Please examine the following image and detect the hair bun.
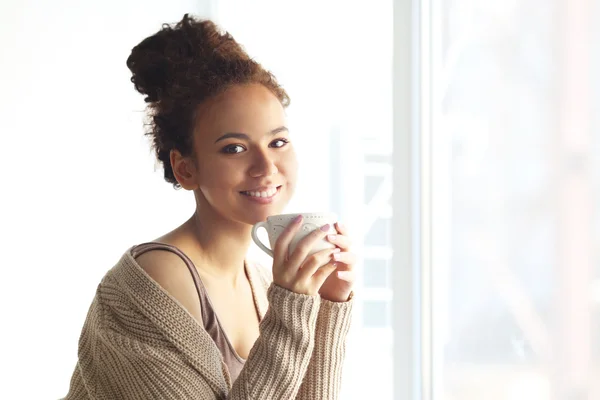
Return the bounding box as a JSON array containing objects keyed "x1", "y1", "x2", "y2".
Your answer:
[
  {"x1": 126, "y1": 29, "x2": 174, "y2": 103},
  {"x1": 127, "y1": 14, "x2": 253, "y2": 104}
]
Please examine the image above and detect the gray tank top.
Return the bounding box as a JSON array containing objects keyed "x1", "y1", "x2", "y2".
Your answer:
[{"x1": 131, "y1": 242, "x2": 246, "y2": 383}]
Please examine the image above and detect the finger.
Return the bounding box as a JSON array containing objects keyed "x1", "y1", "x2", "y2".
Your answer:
[
  {"x1": 326, "y1": 233, "x2": 351, "y2": 250},
  {"x1": 331, "y1": 251, "x2": 357, "y2": 266},
  {"x1": 288, "y1": 223, "x2": 333, "y2": 266},
  {"x1": 273, "y1": 215, "x2": 304, "y2": 263},
  {"x1": 297, "y1": 248, "x2": 340, "y2": 280},
  {"x1": 311, "y1": 262, "x2": 338, "y2": 287},
  {"x1": 334, "y1": 221, "x2": 349, "y2": 236}
]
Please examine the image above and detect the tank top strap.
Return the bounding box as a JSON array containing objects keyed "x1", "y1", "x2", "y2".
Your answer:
[{"x1": 131, "y1": 242, "x2": 212, "y2": 325}]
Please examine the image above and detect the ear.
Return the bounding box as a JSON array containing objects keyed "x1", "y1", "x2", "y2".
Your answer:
[{"x1": 170, "y1": 149, "x2": 199, "y2": 190}]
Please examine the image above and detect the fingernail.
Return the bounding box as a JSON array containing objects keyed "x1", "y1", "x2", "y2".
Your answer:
[
  {"x1": 332, "y1": 248, "x2": 341, "y2": 254},
  {"x1": 333, "y1": 252, "x2": 341, "y2": 260},
  {"x1": 294, "y1": 215, "x2": 303, "y2": 224},
  {"x1": 320, "y1": 224, "x2": 330, "y2": 232},
  {"x1": 327, "y1": 234, "x2": 337, "y2": 241}
]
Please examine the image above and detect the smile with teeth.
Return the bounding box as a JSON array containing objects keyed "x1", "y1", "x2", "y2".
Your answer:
[{"x1": 241, "y1": 186, "x2": 280, "y2": 198}]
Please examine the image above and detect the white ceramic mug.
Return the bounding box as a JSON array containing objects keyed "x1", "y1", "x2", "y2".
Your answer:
[{"x1": 251, "y1": 212, "x2": 338, "y2": 257}]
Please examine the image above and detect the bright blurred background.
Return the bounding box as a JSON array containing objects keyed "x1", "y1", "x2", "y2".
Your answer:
[{"x1": 0, "y1": 0, "x2": 598, "y2": 399}]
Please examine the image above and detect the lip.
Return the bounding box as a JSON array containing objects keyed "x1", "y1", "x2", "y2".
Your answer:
[
  {"x1": 240, "y1": 185, "x2": 281, "y2": 192},
  {"x1": 240, "y1": 185, "x2": 282, "y2": 204}
]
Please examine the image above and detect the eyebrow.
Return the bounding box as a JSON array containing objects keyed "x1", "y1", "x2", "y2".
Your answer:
[{"x1": 214, "y1": 126, "x2": 288, "y2": 143}]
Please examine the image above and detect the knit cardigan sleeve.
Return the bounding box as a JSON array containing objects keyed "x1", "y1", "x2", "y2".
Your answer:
[
  {"x1": 63, "y1": 253, "x2": 322, "y2": 400},
  {"x1": 295, "y1": 296, "x2": 353, "y2": 399},
  {"x1": 251, "y1": 263, "x2": 354, "y2": 400}
]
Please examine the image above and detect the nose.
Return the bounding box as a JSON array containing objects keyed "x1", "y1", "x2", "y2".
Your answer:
[{"x1": 249, "y1": 150, "x2": 278, "y2": 178}]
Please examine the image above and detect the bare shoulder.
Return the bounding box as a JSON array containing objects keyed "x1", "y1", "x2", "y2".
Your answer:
[{"x1": 136, "y1": 249, "x2": 203, "y2": 324}]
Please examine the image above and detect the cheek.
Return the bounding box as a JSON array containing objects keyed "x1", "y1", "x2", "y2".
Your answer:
[
  {"x1": 280, "y1": 150, "x2": 298, "y2": 184},
  {"x1": 198, "y1": 160, "x2": 241, "y2": 192}
]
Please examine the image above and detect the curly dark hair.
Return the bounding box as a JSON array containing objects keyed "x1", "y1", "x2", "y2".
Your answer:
[{"x1": 126, "y1": 14, "x2": 290, "y2": 188}]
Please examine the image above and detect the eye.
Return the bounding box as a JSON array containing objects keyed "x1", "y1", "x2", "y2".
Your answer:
[
  {"x1": 221, "y1": 144, "x2": 246, "y2": 154},
  {"x1": 270, "y1": 138, "x2": 289, "y2": 148}
]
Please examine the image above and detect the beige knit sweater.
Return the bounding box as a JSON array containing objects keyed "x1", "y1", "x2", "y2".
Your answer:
[{"x1": 63, "y1": 248, "x2": 353, "y2": 399}]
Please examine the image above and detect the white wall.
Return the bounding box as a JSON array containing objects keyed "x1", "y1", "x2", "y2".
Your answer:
[{"x1": 0, "y1": 1, "x2": 211, "y2": 398}]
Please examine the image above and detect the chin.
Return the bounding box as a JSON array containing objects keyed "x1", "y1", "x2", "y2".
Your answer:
[
  {"x1": 242, "y1": 206, "x2": 285, "y2": 225},
  {"x1": 235, "y1": 187, "x2": 291, "y2": 225}
]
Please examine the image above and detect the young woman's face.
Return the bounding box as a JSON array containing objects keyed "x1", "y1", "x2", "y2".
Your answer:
[{"x1": 191, "y1": 83, "x2": 297, "y2": 225}]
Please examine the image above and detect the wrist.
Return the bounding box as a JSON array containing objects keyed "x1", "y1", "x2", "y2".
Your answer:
[{"x1": 320, "y1": 290, "x2": 354, "y2": 303}]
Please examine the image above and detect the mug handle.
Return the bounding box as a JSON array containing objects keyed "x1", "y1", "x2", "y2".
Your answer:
[{"x1": 251, "y1": 222, "x2": 274, "y2": 257}]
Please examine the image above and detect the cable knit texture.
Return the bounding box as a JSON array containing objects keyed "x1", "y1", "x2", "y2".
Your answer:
[{"x1": 63, "y1": 248, "x2": 353, "y2": 399}]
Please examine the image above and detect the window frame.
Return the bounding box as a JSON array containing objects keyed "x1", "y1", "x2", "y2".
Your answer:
[{"x1": 392, "y1": 0, "x2": 433, "y2": 399}]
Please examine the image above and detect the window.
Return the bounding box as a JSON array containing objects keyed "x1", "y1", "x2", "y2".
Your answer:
[{"x1": 426, "y1": 0, "x2": 600, "y2": 398}]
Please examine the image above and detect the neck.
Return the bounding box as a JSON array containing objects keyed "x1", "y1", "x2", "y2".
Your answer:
[{"x1": 183, "y1": 204, "x2": 253, "y2": 287}]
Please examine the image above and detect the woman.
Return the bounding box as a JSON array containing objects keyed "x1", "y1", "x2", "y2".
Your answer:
[{"x1": 64, "y1": 14, "x2": 355, "y2": 400}]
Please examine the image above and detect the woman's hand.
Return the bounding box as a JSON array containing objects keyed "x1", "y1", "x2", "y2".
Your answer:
[
  {"x1": 272, "y1": 215, "x2": 339, "y2": 296},
  {"x1": 318, "y1": 222, "x2": 356, "y2": 302}
]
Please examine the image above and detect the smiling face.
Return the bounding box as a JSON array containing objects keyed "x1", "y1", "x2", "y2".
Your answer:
[{"x1": 171, "y1": 83, "x2": 298, "y2": 225}]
